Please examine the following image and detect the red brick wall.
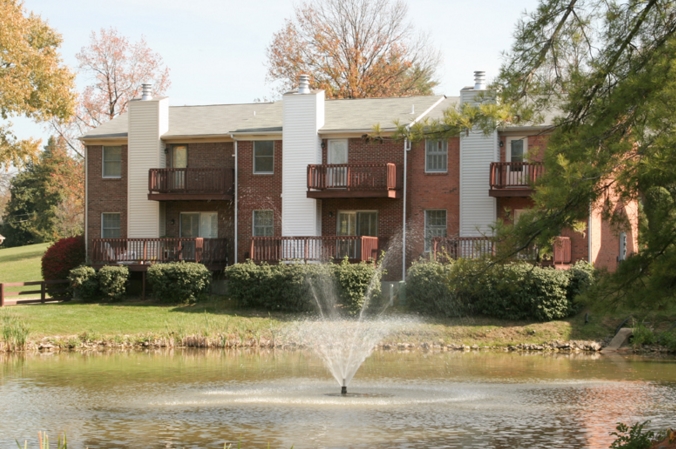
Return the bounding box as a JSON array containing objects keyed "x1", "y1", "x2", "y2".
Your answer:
[
  {"x1": 169, "y1": 142, "x2": 234, "y2": 169},
  {"x1": 406, "y1": 137, "x2": 460, "y2": 261},
  {"x1": 237, "y1": 140, "x2": 283, "y2": 261},
  {"x1": 498, "y1": 134, "x2": 548, "y2": 162},
  {"x1": 164, "y1": 200, "x2": 235, "y2": 263},
  {"x1": 86, "y1": 145, "x2": 128, "y2": 261}
]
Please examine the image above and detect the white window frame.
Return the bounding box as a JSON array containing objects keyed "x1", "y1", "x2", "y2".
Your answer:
[
  {"x1": 253, "y1": 141, "x2": 274, "y2": 174},
  {"x1": 102, "y1": 146, "x2": 122, "y2": 178},
  {"x1": 425, "y1": 139, "x2": 448, "y2": 173},
  {"x1": 336, "y1": 210, "x2": 378, "y2": 237},
  {"x1": 101, "y1": 212, "x2": 121, "y2": 238},
  {"x1": 252, "y1": 210, "x2": 274, "y2": 236},
  {"x1": 424, "y1": 209, "x2": 447, "y2": 252},
  {"x1": 179, "y1": 212, "x2": 218, "y2": 238},
  {"x1": 506, "y1": 137, "x2": 528, "y2": 163}
]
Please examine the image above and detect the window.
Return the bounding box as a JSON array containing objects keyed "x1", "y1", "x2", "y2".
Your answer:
[
  {"x1": 254, "y1": 141, "x2": 274, "y2": 174},
  {"x1": 253, "y1": 210, "x2": 274, "y2": 236},
  {"x1": 424, "y1": 210, "x2": 447, "y2": 252},
  {"x1": 336, "y1": 211, "x2": 378, "y2": 236},
  {"x1": 101, "y1": 213, "x2": 121, "y2": 238},
  {"x1": 180, "y1": 212, "x2": 218, "y2": 238},
  {"x1": 425, "y1": 140, "x2": 448, "y2": 173},
  {"x1": 102, "y1": 146, "x2": 122, "y2": 178},
  {"x1": 619, "y1": 232, "x2": 627, "y2": 261}
]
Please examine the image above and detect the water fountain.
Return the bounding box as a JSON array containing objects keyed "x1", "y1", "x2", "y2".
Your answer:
[{"x1": 293, "y1": 245, "x2": 405, "y2": 396}]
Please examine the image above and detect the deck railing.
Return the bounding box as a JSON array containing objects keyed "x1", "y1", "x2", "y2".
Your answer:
[
  {"x1": 148, "y1": 168, "x2": 233, "y2": 195},
  {"x1": 307, "y1": 163, "x2": 398, "y2": 191},
  {"x1": 489, "y1": 162, "x2": 545, "y2": 189},
  {"x1": 92, "y1": 238, "x2": 228, "y2": 266},
  {"x1": 0, "y1": 280, "x2": 69, "y2": 307},
  {"x1": 250, "y1": 236, "x2": 379, "y2": 263},
  {"x1": 431, "y1": 237, "x2": 497, "y2": 260}
]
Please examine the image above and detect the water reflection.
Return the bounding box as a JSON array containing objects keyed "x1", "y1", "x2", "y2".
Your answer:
[{"x1": 1, "y1": 350, "x2": 675, "y2": 448}]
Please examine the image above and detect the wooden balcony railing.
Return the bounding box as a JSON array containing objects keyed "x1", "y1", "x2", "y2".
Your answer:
[
  {"x1": 553, "y1": 236, "x2": 572, "y2": 264},
  {"x1": 148, "y1": 168, "x2": 234, "y2": 200},
  {"x1": 489, "y1": 162, "x2": 545, "y2": 197},
  {"x1": 307, "y1": 163, "x2": 400, "y2": 198},
  {"x1": 92, "y1": 238, "x2": 228, "y2": 269},
  {"x1": 250, "y1": 236, "x2": 379, "y2": 263},
  {"x1": 431, "y1": 237, "x2": 496, "y2": 260}
]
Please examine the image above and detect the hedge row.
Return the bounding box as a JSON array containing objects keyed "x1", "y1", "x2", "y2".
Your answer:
[
  {"x1": 406, "y1": 259, "x2": 595, "y2": 321},
  {"x1": 68, "y1": 262, "x2": 211, "y2": 304},
  {"x1": 224, "y1": 259, "x2": 382, "y2": 314}
]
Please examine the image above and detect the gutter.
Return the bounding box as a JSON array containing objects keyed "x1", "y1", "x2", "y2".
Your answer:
[{"x1": 230, "y1": 134, "x2": 239, "y2": 264}]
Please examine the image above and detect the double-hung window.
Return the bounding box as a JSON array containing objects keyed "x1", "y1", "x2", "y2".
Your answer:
[
  {"x1": 101, "y1": 213, "x2": 121, "y2": 238},
  {"x1": 102, "y1": 146, "x2": 122, "y2": 178},
  {"x1": 424, "y1": 210, "x2": 447, "y2": 252},
  {"x1": 253, "y1": 210, "x2": 274, "y2": 236},
  {"x1": 253, "y1": 141, "x2": 274, "y2": 174},
  {"x1": 425, "y1": 140, "x2": 448, "y2": 173}
]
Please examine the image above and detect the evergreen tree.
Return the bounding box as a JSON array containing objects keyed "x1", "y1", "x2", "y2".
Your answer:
[
  {"x1": 399, "y1": 0, "x2": 676, "y2": 309},
  {"x1": 1, "y1": 137, "x2": 83, "y2": 246}
]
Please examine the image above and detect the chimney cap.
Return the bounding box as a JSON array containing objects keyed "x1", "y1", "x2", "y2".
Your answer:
[
  {"x1": 473, "y1": 71, "x2": 486, "y2": 90},
  {"x1": 141, "y1": 83, "x2": 153, "y2": 100},
  {"x1": 298, "y1": 74, "x2": 311, "y2": 94}
]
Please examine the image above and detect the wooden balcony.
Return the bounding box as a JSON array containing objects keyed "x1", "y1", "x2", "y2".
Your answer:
[
  {"x1": 431, "y1": 237, "x2": 497, "y2": 260},
  {"x1": 307, "y1": 163, "x2": 401, "y2": 199},
  {"x1": 148, "y1": 168, "x2": 234, "y2": 201},
  {"x1": 489, "y1": 162, "x2": 545, "y2": 197},
  {"x1": 92, "y1": 238, "x2": 228, "y2": 271},
  {"x1": 250, "y1": 236, "x2": 379, "y2": 263}
]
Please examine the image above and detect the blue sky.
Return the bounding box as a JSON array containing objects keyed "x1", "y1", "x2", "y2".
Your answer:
[{"x1": 10, "y1": 0, "x2": 540, "y2": 144}]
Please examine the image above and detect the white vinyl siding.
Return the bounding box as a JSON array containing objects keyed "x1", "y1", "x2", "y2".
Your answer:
[
  {"x1": 424, "y1": 210, "x2": 447, "y2": 252},
  {"x1": 281, "y1": 89, "x2": 325, "y2": 236},
  {"x1": 253, "y1": 210, "x2": 274, "y2": 236},
  {"x1": 101, "y1": 213, "x2": 121, "y2": 238},
  {"x1": 253, "y1": 141, "x2": 274, "y2": 174},
  {"x1": 425, "y1": 140, "x2": 448, "y2": 173},
  {"x1": 127, "y1": 98, "x2": 167, "y2": 238},
  {"x1": 102, "y1": 146, "x2": 122, "y2": 178},
  {"x1": 459, "y1": 89, "x2": 497, "y2": 237}
]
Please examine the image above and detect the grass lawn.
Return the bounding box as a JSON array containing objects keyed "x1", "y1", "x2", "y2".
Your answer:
[
  {"x1": 0, "y1": 296, "x2": 622, "y2": 347},
  {"x1": 0, "y1": 242, "x2": 50, "y2": 283}
]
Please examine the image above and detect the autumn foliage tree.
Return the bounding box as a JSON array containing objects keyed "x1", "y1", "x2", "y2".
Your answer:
[
  {"x1": 266, "y1": 0, "x2": 439, "y2": 99},
  {"x1": 0, "y1": 0, "x2": 75, "y2": 169},
  {"x1": 52, "y1": 27, "x2": 171, "y2": 155}
]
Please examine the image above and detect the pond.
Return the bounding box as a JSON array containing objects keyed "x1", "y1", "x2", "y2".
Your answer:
[{"x1": 1, "y1": 349, "x2": 675, "y2": 448}]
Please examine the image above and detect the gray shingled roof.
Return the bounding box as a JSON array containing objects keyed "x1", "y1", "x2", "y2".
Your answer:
[{"x1": 81, "y1": 95, "x2": 462, "y2": 140}]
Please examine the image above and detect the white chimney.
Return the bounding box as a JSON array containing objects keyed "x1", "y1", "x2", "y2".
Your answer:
[
  {"x1": 298, "y1": 74, "x2": 311, "y2": 94},
  {"x1": 141, "y1": 83, "x2": 153, "y2": 100},
  {"x1": 473, "y1": 71, "x2": 486, "y2": 90}
]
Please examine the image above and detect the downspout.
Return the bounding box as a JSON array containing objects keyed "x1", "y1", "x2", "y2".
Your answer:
[
  {"x1": 588, "y1": 201, "x2": 592, "y2": 265},
  {"x1": 402, "y1": 138, "x2": 410, "y2": 281},
  {"x1": 84, "y1": 145, "x2": 89, "y2": 261},
  {"x1": 230, "y1": 135, "x2": 238, "y2": 264}
]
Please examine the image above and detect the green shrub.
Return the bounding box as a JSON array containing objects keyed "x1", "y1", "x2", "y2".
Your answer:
[
  {"x1": 147, "y1": 262, "x2": 212, "y2": 303},
  {"x1": 632, "y1": 323, "x2": 657, "y2": 346},
  {"x1": 406, "y1": 259, "x2": 468, "y2": 317},
  {"x1": 97, "y1": 266, "x2": 129, "y2": 301},
  {"x1": 224, "y1": 260, "x2": 381, "y2": 314},
  {"x1": 610, "y1": 421, "x2": 656, "y2": 449},
  {"x1": 334, "y1": 259, "x2": 382, "y2": 314},
  {"x1": 68, "y1": 265, "x2": 99, "y2": 302},
  {"x1": 565, "y1": 260, "x2": 595, "y2": 312},
  {"x1": 406, "y1": 259, "x2": 581, "y2": 321}
]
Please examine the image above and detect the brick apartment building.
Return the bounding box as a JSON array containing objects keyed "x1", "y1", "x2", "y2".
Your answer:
[{"x1": 81, "y1": 73, "x2": 638, "y2": 281}]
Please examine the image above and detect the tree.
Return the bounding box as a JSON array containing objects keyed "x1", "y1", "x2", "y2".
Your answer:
[
  {"x1": 401, "y1": 0, "x2": 676, "y2": 310},
  {"x1": 266, "y1": 0, "x2": 440, "y2": 99},
  {"x1": 0, "y1": 0, "x2": 76, "y2": 169},
  {"x1": 1, "y1": 136, "x2": 83, "y2": 246},
  {"x1": 51, "y1": 27, "x2": 171, "y2": 156}
]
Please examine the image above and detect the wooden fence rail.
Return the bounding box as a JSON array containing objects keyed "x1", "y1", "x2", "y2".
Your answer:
[{"x1": 0, "y1": 279, "x2": 69, "y2": 307}]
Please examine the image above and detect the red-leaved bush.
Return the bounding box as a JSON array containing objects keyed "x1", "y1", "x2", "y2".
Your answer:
[{"x1": 41, "y1": 236, "x2": 86, "y2": 288}]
